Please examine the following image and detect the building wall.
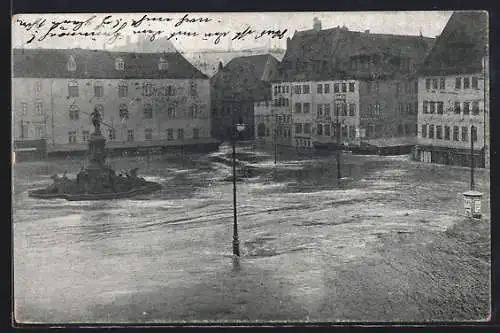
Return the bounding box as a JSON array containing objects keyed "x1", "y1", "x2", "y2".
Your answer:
[
  {"x1": 359, "y1": 78, "x2": 418, "y2": 141},
  {"x1": 254, "y1": 100, "x2": 273, "y2": 145},
  {"x1": 210, "y1": 99, "x2": 255, "y2": 141},
  {"x1": 417, "y1": 73, "x2": 486, "y2": 154},
  {"x1": 270, "y1": 82, "x2": 293, "y2": 146},
  {"x1": 12, "y1": 78, "x2": 212, "y2": 151}
]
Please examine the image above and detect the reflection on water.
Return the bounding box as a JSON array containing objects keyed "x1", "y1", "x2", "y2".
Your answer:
[{"x1": 12, "y1": 149, "x2": 490, "y2": 323}]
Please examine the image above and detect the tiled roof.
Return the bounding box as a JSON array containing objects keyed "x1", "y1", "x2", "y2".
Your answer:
[
  {"x1": 272, "y1": 27, "x2": 434, "y2": 82},
  {"x1": 419, "y1": 11, "x2": 488, "y2": 76},
  {"x1": 210, "y1": 54, "x2": 279, "y2": 100},
  {"x1": 12, "y1": 48, "x2": 208, "y2": 79}
]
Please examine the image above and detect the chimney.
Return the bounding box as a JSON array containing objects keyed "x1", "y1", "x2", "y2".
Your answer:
[
  {"x1": 313, "y1": 17, "x2": 322, "y2": 32},
  {"x1": 364, "y1": 29, "x2": 370, "y2": 34}
]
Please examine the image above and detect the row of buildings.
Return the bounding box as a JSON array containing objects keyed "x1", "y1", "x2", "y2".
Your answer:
[{"x1": 12, "y1": 11, "x2": 489, "y2": 168}]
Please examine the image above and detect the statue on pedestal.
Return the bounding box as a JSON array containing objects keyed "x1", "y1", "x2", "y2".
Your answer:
[{"x1": 90, "y1": 106, "x2": 103, "y2": 135}]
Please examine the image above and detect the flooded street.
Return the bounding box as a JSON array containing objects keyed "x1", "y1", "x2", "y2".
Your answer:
[{"x1": 12, "y1": 147, "x2": 490, "y2": 323}]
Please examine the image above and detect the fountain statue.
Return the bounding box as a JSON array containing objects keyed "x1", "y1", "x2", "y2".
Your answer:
[{"x1": 28, "y1": 107, "x2": 162, "y2": 201}]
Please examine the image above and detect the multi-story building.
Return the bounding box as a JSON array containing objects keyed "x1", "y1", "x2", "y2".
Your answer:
[
  {"x1": 254, "y1": 99, "x2": 273, "y2": 145},
  {"x1": 210, "y1": 54, "x2": 279, "y2": 141},
  {"x1": 270, "y1": 20, "x2": 434, "y2": 152},
  {"x1": 12, "y1": 48, "x2": 216, "y2": 155},
  {"x1": 415, "y1": 11, "x2": 489, "y2": 168}
]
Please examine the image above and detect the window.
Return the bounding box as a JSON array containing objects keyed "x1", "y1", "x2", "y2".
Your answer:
[
  {"x1": 463, "y1": 102, "x2": 470, "y2": 115},
  {"x1": 396, "y1": 82, "x2": 401, "y2": 94},
  {"x1": 35, "y1": 101, "x2": 43, "y2": 114},
  {"x1": 145, "y1": 129, "x2": 153, "y2": 140},
  {"x1": 302, "y1": 84, "x2": 310, "y2": 94},
  {"x1": 404, "y1": 124, "x2": 411, "y2": 135},
  {"x1": 69, "y1": 105, "x2": 79, "y2": 120},
  {"x1": 455, "y1": 77, "x2": 461, "y2": 89},
  {"x1": 342, "y1": 125, "x2": 348, "y2": 139},
  {"x1": 94, "y1": 81, "x2": 104, "y2": 97},
  {"x1": 423, "y1": 101, "x2": 429, "y2": 114},
  {"x1": 453, "y1": 126, "x2": 459, "y2": 141},
  {"x1": 437, "y1": 102, "x2": 444, "y2": 114},
  {"x1": 21, "y1": 102, "x2": 27, "y2": 115},
  {"x1": 35, "y1": 80, "x2": 42, "y2": 93},
  {"x1": 68, "y1": 131, "x2": 77, "y2": 143},
  {"x1": 82, "y1": 131, "x2": 90, "y2": 141},
  {"x1": 317, "y1": 124, "x2": 323, "y2": 135},
  {"x1": 436, "y1": 125, "x2": 442, "y2": 139},
  {"x1": 143, "y1": 83, "x2": 153, "y2": 96},
  {"x1": 68, "y1": 81, "x2": 79, "y2": 97},
  {"x1": 428, "y1": 124, "x2": 434, "y2": 139},
  {"x1": 294, "y1": 85, "x2": 302, "y2": 94},
  {"x1": 349, "y1": 125, "x2": 355, "y2": 139},
  {"x1": 190, "y1": 105, "x2": 199, "y2": 118},
  {"x1": 334, "y1": 83, "x2": 339, "y2": 93},
  {"x1": 472, "y1": 101, "x2": 480, "y2": 115},
  {"x1": 168, "y1": 106, "x2": 176, "y2": 118},
  {"x1": 193, "y1": 128, "x2": 200, "y2": 139},
  {"x1": 295, "y1": 103, "x2": 302, "y2": 113},
  {"x1": 317, "y1": 84, "x2": 323, "y2": 94},
  {"x1": 461, "y1": 126, "x2": 468, "y2": 141},
  {"x1": 454, "y1": 101, "x2": 461, "y2": 114},
  {"x1": 444, "y1": 126, "x2": 450, "y2": 140},
  {"x1": 425, "y1": 78, "x2": 431, "y2": 90},
  {"x1": 158, "y1": 57, "x2": 168, "y2": 70},
  {"x1": 295, "y1": 123, "x2": 302, "y2": 134},
  {"x1": 304, "y1": 123, "x2": 311, "y2": 134},
  {"x1": 398, "y1": 103, "x2": 404, "y2": 115},
  {"x1": 432, "y1": 78, "x2": 438, "y2": 90},
  {"x1": 34, "y1": 126, "x2": 44, "y2": 138},
  {"x1": 118, "y1": 82, "x2": 128, "y2": 97},
  {"x1": 107, "y1": 128, "x2": 116, "y2": 140},
  {"x1": 429, "y1": 102, "x2": 436, "y2": 114},
  {"x1": 421, "y1": 124, "x2": 427, "y2": 138},
  {"x1": 398, "y1": 124, "x2": 404, "y2": 136},
  {"x1": 317, "y1": 104, "x2": 323, "y2": 117},
  {"x1": 374, "y1": 103, "x2": 380, "y2": 116},
  {"x1": 324, "y1": 104, "x2": 331, "y2": 117},
  {"x1": 127, "y1": 129, "x2": 134, "y2": 142},
  {"x1": 406, "y1": 103, "x2": 411, "y2": 115},
  {"x1": 190, "y1": 80, "x2": 197, "y2": 97},
  {"x1": 472, "y1": 77, "x2": 479, "y2": 89},
  {"x1": 340, "y1": 103, "x2": 348, "y2": 116},
  {"x1": 439, "y1": 78, "x2": 445, "y2": 90},
  {"x1": 324, "y1": 124, "x2": 331, "y2": 136},
  {"x1": 143, "y1": 104, "x2": 153, "y2": 118},
  {"x1": 324, "y1": 84, "x2": 330, "y2": 93},
  {"x1": 67, "y1": 56, "x2": 76, "y2": 71},
  {"x1": 341, "y1": 83, "x2": 347, "y2": 93},
  {"x1": 471, "y1": 126, "x2": 477, "y2": 142},
  {"x1": 414, "y1": 102, "x2": 418, "y2": 115},
  {"x1": 115, "y1": 58, "x2": 125, "y2": 71},
  {"x1": 303, "y1": 103, "x2": 310, "y2": 113},
  {"x1": 464, "y1": 77, "x2": 470, "y2": 89},
  {"x1": 177, "y1": 128, "x2": 184, "y2": 140},
  {"x1": 349, "y1": 82, "x2": 355, "y2": 92},
  {"x1": 349, "y1": 103, "x2": 356, "y2": 116}
]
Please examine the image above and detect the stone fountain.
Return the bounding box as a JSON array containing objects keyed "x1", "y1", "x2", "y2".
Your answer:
[{"x1": 28, "y1": 107, "x2": 162, "y2": 201}]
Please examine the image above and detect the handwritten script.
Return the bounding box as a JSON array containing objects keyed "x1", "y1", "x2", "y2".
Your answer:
[{"x1": 15, "y1": 14, "x2": 288, "y2": 45}]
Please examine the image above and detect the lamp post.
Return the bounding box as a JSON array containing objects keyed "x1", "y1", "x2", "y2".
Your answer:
[
  {"x1": 470, "y1": 125, "x2": 475, "y2": 191},
  {"x1": 231, "y1": 120, "x2": 246, "y2": 264}
]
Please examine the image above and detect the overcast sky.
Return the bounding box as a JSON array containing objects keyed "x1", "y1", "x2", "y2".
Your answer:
[{"x1": 12, "y1": 11, "x2": 453, "y2": 51}]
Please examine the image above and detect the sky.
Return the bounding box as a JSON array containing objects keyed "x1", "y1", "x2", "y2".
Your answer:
[{"x1": 12, "y1": 11, "x2": 454, "y2": 52}]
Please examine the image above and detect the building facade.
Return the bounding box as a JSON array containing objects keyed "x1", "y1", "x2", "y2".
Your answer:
[
  {"x1": 270, "y1": 20, "x2": 433, "y2": 152},
  {"x1": 415, "y1": 11, "x2": 489, "y2": 168},
  {"x1": 210, "y1": 54, "x2": 279, "y2": 141},
  {"x1": 12, "y1": 48, "x2": 215, "y2": 154}
]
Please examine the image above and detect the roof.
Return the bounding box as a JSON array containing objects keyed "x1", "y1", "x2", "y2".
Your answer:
[
  {"x1": 272, "y1": 27, "x2": 434, "y2": 82},
  {"x1": 210, "y1": 54, "x2": 279, "y2": 100},
  {"x1": 12, "y1": 48, "x2": 208, "y2": 79},
  {"x1": 419, "y1": 11, "x2": 488, "y2": 76}
]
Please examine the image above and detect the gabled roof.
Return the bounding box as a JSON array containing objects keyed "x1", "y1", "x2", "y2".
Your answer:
[
  {"x1": 210, "y1": 54, "x2": 279, "y2": 100},
  {"x1": 12, "y1": 48, "x2": 208, "y2": 79},
  {"x1": 272, "y1": 27, "x2": 434, "y2": 82},
  {"x1": 419, "y1": 11, "x2": 488, "y2": 76}
]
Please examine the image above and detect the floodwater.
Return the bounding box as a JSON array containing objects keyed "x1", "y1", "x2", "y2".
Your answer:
[{"x1": 12, "y1": 146, "x2": 490, "y2": 323}]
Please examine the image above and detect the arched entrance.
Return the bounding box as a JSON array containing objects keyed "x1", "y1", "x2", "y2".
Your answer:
[{"x1": 257, "y1": 123, "x2": 266, "y2": 138}]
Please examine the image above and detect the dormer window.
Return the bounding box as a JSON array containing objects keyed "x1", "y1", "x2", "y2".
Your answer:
[
  {"x1": 67, "y1": 56, "x2": 76, "y2": 71},
  {"x1": 115, "y1": 57, "x2": 125, "y2": 71},
  {"x1": 158, "y1": 57, "x2": 168, "y2": 71}
]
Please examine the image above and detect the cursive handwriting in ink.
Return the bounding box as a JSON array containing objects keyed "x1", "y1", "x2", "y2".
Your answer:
[
  {"x1": 37, "y1": 16, "x2": 97, "y2": 42},
  {"x1": 203, "y1": 31, "x2": 229, "y2": 44},
  {"x1": 131, "y1": 14, "x2": 172, "y2": 28},
  {"x1": 254, "y1": 28, "x2": 288, "y2": 40},
  {"x1": 16, "y1": 17, "x2": 46, "y2": 31},
  {"x1": 133, "y1": 29, "x2": 164, "y2": 42},
  {"x1": 232, "y1": 26, "x2": 254, "y2": 41},
  {"x1": 174, "y1": 14, "x2": 211, "y2": 27}
]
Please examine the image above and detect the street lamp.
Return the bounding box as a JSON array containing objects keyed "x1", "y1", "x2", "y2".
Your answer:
[{"x1": 231, "y1": 119, "x2": 246, "y2": 266}]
